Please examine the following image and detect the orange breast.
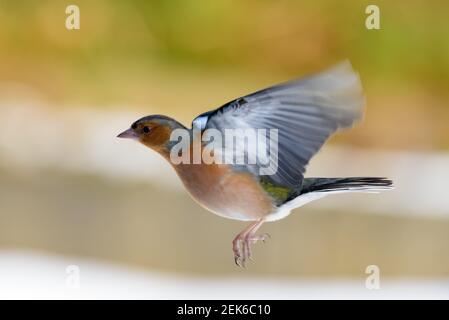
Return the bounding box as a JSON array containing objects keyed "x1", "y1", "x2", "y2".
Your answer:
[{"x1": 171, "y1": 162, "x2": 275, "y2": 221}]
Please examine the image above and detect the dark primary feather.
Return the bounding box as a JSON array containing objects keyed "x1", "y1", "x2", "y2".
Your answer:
[{"x1": 192, "y1": 61, "x2": 365, "y2": 188}]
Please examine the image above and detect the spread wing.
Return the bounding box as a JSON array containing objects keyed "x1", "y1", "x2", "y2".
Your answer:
[{"x1": 192, "y1": 61, "x2": 365, "y2": 188}]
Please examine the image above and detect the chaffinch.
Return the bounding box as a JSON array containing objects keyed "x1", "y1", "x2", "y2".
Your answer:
[{"x1": 118, "y1": 61, "x2": 393, "y2": 267}]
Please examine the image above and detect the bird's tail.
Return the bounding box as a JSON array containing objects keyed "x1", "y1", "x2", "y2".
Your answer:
[
  {"x1": 271, "y1": 177, "x2": 393, "y2": 221},
  {"x1": 300, "y1": 177, "x2": 394, "y2": 195}
]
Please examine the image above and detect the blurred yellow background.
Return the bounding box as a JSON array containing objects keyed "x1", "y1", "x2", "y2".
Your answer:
[
  {"x1": 1, "y1": 0, "x2": 448, "y2": 149},
  {"x1": 0, "y1": 0, "x2": 448, "y2": 298}
]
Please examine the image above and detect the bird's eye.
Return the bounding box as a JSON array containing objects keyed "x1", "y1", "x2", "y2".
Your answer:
[{"x1": 143, "y1": 126, "x2": 150, "y2": 134}]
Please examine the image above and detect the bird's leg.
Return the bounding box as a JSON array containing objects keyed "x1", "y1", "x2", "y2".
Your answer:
[
  {"x1": 244, "y1": 221, "x2": 270, "y2": 261},
  {"x1": 232, "y1": 219, "x2": 268, "y2": 267}
]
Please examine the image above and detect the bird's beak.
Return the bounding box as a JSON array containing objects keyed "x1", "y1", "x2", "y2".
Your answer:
[{"x1": 117, "y1": 128, "x2": 138, "y2": 140}]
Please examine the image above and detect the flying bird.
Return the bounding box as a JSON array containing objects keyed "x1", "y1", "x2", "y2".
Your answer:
[{"x1": 117, "y1": 61, "x2": 393, "y2": 267}]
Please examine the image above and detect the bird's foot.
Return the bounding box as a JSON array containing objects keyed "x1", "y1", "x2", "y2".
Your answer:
[{"x1": 232, "y1": 233, "x2": 270, "y2": 267}]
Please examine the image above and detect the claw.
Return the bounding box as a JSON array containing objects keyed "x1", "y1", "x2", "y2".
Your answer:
[
  {"x1": 234, "y1": 256, "x2": 241, "y2": 267},
  {"x1": 232, "y1": 220, "x2": 266, "y2": 267},
  {"x1": 261, "y1": 233, "x2": 271, "y2": 243},
  {"x1": 232, "y1": 233, "x2": 271, "y2": 267}
]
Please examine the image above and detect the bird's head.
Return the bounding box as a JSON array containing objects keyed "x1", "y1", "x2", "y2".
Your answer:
[{"x1": 117, "y1": 115, "x2": 184, "y2": 153}]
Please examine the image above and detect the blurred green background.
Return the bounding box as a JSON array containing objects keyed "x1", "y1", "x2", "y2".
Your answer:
[
  {"x1": 0, "y1": 0, "x2": 449, "y2": 287},
  {"x1": 1, "y1": 0, "x2": 448, "y2": 148}
]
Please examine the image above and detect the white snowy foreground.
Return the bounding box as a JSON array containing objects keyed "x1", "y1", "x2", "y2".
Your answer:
[{"x1": 0, "y1": 250, "x2": 448, "y2": 300}]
